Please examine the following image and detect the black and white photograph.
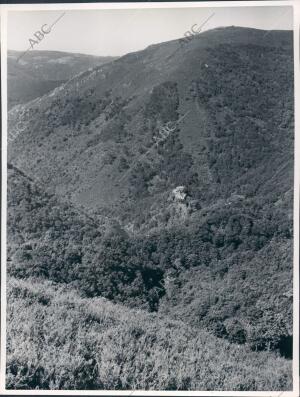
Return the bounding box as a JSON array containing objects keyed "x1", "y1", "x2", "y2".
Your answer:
[{"x1": 0, "y1": 1, "x2": 299, "y2": 394}]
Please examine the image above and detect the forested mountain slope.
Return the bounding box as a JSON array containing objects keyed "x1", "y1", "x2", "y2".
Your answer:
[
  {"x1": 7, "y1": 161, "x2": 293, "y2": 355},
  {"x1": 8, "y1": 27, "x2": 293, "y2": 232}
]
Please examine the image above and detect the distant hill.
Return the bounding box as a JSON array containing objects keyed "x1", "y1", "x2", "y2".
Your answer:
[{"x1": 7, "y1": 50, "x2": 117, "y2": 109}]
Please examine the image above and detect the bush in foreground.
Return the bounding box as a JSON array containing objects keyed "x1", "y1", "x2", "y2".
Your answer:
[{"x1": 6, "y1": 277, "x2": 292, "y2": 391}]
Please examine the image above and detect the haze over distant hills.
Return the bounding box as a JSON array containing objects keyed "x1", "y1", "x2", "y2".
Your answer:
[
  {"x1": 7, "y1": 50, "x2": 117, "y2": 109},
  {"x1": 6, "y1": 26, "x2": 294, "y2": 390}
]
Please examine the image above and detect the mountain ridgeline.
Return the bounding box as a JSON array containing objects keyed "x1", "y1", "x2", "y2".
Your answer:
[{"x1": 7, "y1": 26, "x2": 294, "y2": 389}]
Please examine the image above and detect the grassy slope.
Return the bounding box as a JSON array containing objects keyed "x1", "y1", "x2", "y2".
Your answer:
[{"x1": 7, "y1": 276, "x2": 292, "y2": 391}]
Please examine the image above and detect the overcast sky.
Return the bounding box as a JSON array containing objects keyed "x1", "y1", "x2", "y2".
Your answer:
[{"x1": 7, "y1": 6, "x2": 293, "y2": 57}]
